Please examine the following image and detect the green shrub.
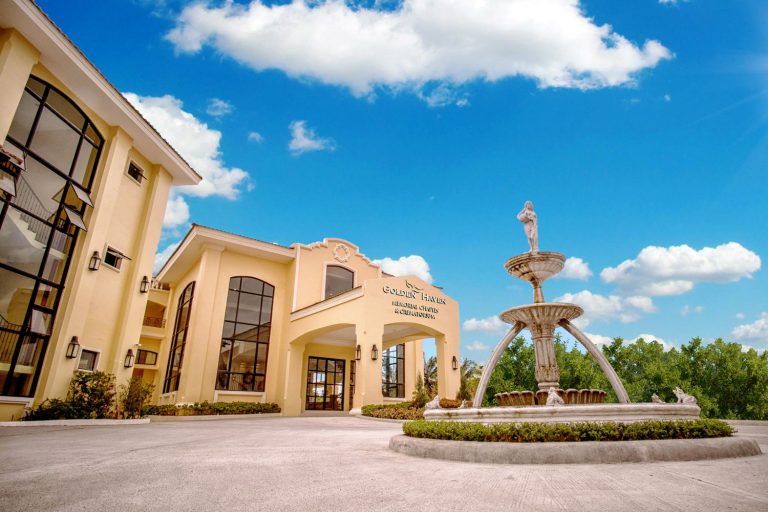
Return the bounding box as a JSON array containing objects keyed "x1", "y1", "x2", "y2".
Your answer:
[
  {"x1": 24, "y1": 371, "x2": 116, "y2": 421},
  {"x1": 118, "y1": 377, "x2": 155, "y2": 419},
  {"x1": 143, "y1": 401, "x2": 280, "y2": 416},
  {"x1": 23, "y1": 398, "x2": 77, "y2": 421},
  {"x1": 362, "y1": 402, "x2": 424, "y2": 420},
  {"x1": 411, "y1": 374, "x2": 430, "y2": 408},
  {"x1": 439, "y1": 398, "x2": 462, "y2": 409},
  {"x1": 402, "y1": 419, "x2": 733, "y2": 443},
  {"x1": 67, "y1": 371, "x2": 116, "y2": 419}
]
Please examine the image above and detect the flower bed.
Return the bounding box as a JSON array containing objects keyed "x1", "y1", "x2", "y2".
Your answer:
[{"x1": 402, "y1": 418, "x2": 733, "y2": 443}]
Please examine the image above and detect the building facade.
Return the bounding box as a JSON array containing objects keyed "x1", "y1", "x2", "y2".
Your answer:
[
  {"x1": 146, "y1": 225, "x2": 461, "y2": 415},
  {"x1": 0, "y1": 0, "x2": 201, "y2": 420}
]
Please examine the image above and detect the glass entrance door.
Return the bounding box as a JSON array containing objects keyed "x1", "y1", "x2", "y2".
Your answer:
[{"x1": 306, "y1": 357, "x2": 345, "y2": 411}]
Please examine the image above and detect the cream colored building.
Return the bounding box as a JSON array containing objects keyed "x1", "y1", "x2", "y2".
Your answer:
[
  {"x1": 0, "y1": 0, "x2": 461, "y2": 420},
  {"x1": 0, "y1": 0, "x2": 201, "y2": 420},
  {"x1": 146, "y1": 225, "x2": 460, "y2": 415}
]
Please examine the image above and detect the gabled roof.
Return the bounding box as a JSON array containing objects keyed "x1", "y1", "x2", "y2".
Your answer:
[{"x1": 0, "y1": 0, "x2": 201, "y2": 186}]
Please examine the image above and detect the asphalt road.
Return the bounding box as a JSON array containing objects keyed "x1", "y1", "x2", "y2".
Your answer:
[{"x1": 0, "y1": 417, "x2": 766, "y2": 511}]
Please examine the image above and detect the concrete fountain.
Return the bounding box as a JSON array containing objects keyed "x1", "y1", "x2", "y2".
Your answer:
[{"x1": 426, "y1": 201, "x2": 701, "y2": 424}]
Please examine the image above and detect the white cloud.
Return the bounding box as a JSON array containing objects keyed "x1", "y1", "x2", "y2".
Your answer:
[
  {"x1": 555, "y1": 290, "x2": 655, "y2": 328},
  {"x1": 373, "y1": 254, "x2": 433, "y2": 283},
  {"x1": 162, "y1": 193, "x2": 190, "y2": 229},
  {"x1": 582, "y1": 332, "x2": 614, "y2": 347},
  {"x1": 247, "y1": 131, "x2": 264, "y2": 143},
  {"x1": 631, "y1": 333, "x2": 675, "y2": 351},
  {"x1": 740, "y1": 344, "x2": 766, "y2": 355},
  {"x1": 736, "y1": 312, "x2": 746, "y2": 320},
  {"x1": 466, "y1": 340, "x2": 490, "y2": 352},
  {"x1": 556, "y1": 257, "x2": 593, "y2": 281},
  {"x1": 153, "y1": 241, "x2": 181, "y2": 274},
  {"x1": 463, "y1": 316, "x2": 506, "y2": 334},
  {"x1": 624, "y1": 295, "x2": 656, "y2": 313},
  {"x1": 680, "y1": 304, "x2": 704, "y2": 316},
  {"x1": 659, "y1": 0, "x2": 686, "y2": 4},
  {"x1": 731, "y1": 312, "x2": 768, "y2": 342},
  {"x1": 288, "y1": 120, "x2": 336, "y2": 155},
  {"x1": 124, "y1": 93, "x2": 250, "y2": 200},
  {"x1": 166, "y1": 0, "x2": 671, "y2": 104},
  {"x1": 600, "y1": 242, "x2": 761, "y2": 296},
  {"x1": 206, "y1": 98, "x2": 234, "y2": 117}
]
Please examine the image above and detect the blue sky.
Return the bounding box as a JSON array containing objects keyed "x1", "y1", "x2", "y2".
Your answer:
[{"x1": 38, "y1": 0, "x2": 768, "y2": 360}]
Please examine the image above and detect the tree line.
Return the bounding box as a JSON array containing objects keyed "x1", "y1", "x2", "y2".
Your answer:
[{"x1": 431, "y1": 336, "x2": 768, "y2": 420}]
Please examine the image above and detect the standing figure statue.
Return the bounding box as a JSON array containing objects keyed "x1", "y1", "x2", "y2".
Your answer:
[{"x1": 517, "y1": 201, "x2": 539, "y2": 253}]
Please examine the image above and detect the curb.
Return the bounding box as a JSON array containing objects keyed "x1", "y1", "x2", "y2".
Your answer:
[
  {"x1": 0, "y1": 418, "x2": 150, "y2": 427},
  {"x1": 389, "y1": 435, "x2": 763, "y2": 465},
  {"x1": 355, "y1": 415, "x2": 409, "y2": 424}
]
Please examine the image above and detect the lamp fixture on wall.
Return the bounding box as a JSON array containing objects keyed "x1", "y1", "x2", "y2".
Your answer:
[
  {"x1": 140, "y1": 276, "x2": 150, "y2": 293},
  {"x1": 66, "y1": 336, "x2": 80, "y2": 359},
  {"x1": 88, "y1": 251, "x2": 101, "y2": 271},
  {"x1": 371, "y1": 344, "x2": 378, "y2": 361},
  {"x1": 452, "y1": 355, "x2": 459, "y2": 370},
  {"x1": 124, "y1": 349, "x2": 135, "y2": 368},
  {"x1": 355, "y1": 344, "x2": 361, "y2": 361}
]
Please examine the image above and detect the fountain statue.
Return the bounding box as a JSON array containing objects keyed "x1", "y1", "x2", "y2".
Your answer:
[{"x1": 424, "y1": 201, "x2": 702, "y2": 424}]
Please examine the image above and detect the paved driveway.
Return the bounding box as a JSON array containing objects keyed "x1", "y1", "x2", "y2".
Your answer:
[{"x1": 0, "y1": 417, "x2": 766, "y2": 511}]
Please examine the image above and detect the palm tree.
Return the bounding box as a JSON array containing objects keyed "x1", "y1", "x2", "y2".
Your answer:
[{"x1": 457, "y1": 358, "x2": 480, "y2": 401}]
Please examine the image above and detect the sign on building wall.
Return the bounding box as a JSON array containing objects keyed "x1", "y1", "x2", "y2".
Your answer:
[{"x1": 382, "y1": 281, "x2": 445, "y2": 320}]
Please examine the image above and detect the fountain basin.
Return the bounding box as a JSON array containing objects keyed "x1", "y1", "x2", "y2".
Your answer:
[
  {"x1": 424, "y1": 403, "x2": 701, "y2": 424},
  {"x1": 500, "y1": 302, "x2": 583, "y2": 325},
  {"x1": 504, "y1": 252, "x2": 566, "y2": 283}
]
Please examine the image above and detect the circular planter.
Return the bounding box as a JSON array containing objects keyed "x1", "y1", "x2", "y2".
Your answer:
[{"x1": 389, "y1": 434, "x2": 762, "y2": 465}]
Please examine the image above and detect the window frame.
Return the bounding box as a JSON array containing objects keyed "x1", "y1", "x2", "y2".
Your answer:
[
  {"x1": 323, "y1": 263, "x2": 355, "y2": 300},
  {"x1": 381, "y1": 343, "x2": 405, "y2": 398},
  {"x1": 77, "y1": 349, "x2": 99, "y2": 372},
  {"x1": 162, "y1": 281, "x2": 195, "y2": 394},
  {"x1": 126, "y1": 161, "x2": 145, "y2": 185},
  {"x1": 215, "y1": 276, "x2": 275, "y2": 393}
]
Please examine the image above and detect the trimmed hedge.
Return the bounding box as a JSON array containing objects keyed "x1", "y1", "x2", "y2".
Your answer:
[
  {"x1": 362, "y1": 402, "x2": 424, "y2": 420},
  {"x1": 143, "y1": 401, "x2": 280, "y2": 416},
  {"x1": 402, "y1": 419, "x2": 733, "y2": 443}
]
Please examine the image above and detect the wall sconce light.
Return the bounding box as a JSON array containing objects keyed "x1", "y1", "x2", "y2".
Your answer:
[
  {"x1": 355, "y1": 344, "x2": 361, "y2": 361},
  {"x1": 88, "y1": 251, "x2": 101, "y2": 271},
  {"x1": 66, "y1": 336, "x2": 80, "y2": 359},
  {"x1": 140, "y1": 276, "x2": 150, "y2": 293},
  {"x1": 371, "y1": 344, "x2": 378, "y2": 361},
  {"x1": 124, "y1": 349, "x2": 135, "y2": 368},
  {"x1": 452, "y1": 355, "x2": 459, "y2": 370}
]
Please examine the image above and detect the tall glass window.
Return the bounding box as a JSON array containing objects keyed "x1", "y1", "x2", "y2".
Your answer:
[
  {"x1": 324, "y1": 265, "x2": 354, "y2": 299},
  {"x1": 216, "y1": 277, "x2": 274, "y2": 392},
  {"x1": 1, "y1": 76, "x2": 102, "y2": 397},
  {"x1": 163, "y1": 282, "x2": 194, "y2": 394},
  {"x1": 382, "y1": 343, "x2": 405, "y2": 398}
]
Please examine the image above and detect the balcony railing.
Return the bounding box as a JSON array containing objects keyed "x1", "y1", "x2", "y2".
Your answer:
[
  {"x1": 150, "y1": 279, "x2": 170, "y2": 291},
  {"x1": 142, "y1": 316, "x2": 166, "y2": 328}
]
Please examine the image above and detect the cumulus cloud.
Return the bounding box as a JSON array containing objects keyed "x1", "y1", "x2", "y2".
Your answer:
[
  {"x1": 206, "y1": 97, "x2": 234, "y2": 117},
  {"x1": 731, "y1": 312, "x2": 768, "y2": 342},
  {"x1": 555, "y1": 290, "x2": 655, "y2": 328},
  {"x1": 247, "y1": 131, "x2": 264, "y2": 143},
  {"x1": 463, "y1": 316, "x2": 507, "y2": 334},
  {"x1": 288, "y1": 120, "x2": 336, "y2": 155},
  {"x1": 736, "y1": 312, "x2": 746, "y2": 320},
  {"x1": 153, "y1": 241, "x2": 181, "y2": 274},
  {"x1": 373, "y1": 254, "x2": 433, "y2": 283},
  {"x1": 124, "y1": 93, "x2": 250, "y2": 201},
  {"x1": 600, "y1": 242, "x2": 761, "y2": 296},
  {"x1": 631, "y1": 333, "x2": 674, "y2": 351},
  {"x1": 680, "y1": 304, "x2": 704, "y2": 316},
  {"x1": 163, "y1": 193, "x2": 190, "y2": 229},
  {"x1": 166, "y1": 0, "x2": 671, "y2": 103},
  {"x1": 466, "y1": 340, "x2": 490, "y2": 352},
  {"x1": 556, "y1": 257, "x2": 593, "y2": 281},
  {"x1": 582, "y1": 332, "x2": 614, "y2": 347}
]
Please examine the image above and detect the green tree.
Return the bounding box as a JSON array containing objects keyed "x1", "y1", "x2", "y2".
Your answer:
[{"x1": 423, "y1": 355, "x2": 438, "y2": 397}]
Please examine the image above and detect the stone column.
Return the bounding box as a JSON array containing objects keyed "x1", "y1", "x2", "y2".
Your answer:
[
  {"x1": 0, "y1": 29, "x2": 39, "y2": 141},
  {"x1": 351, "y1": 324, "x2": 383, "y2": 411},
  {"x1": 435, "y1": 334, "x2": 459, "y2": 400},
  {"x1": 530, "y1": 322, "x2": 560, "y2": 390},
  {"x1": 282, "y1": 340, "x2": 306, "y2": 416}
]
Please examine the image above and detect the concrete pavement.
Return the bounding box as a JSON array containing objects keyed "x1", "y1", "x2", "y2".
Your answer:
[{"x1": 0, "y1": 416, "x2": 766, "y2": 511}]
